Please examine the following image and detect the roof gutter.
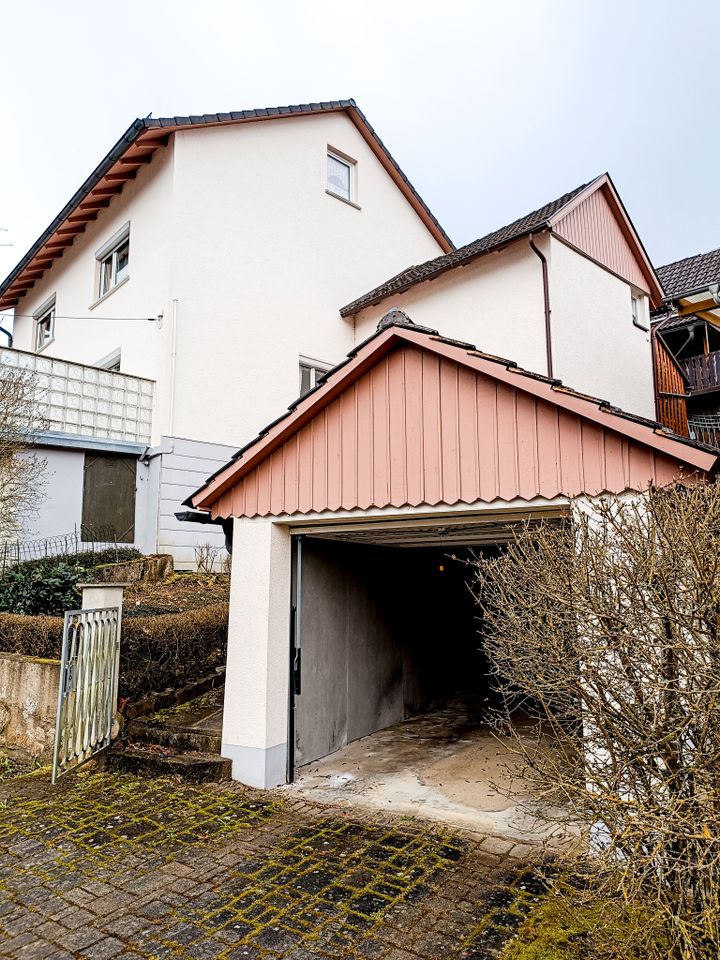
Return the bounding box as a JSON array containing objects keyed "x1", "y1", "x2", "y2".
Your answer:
[{"x1": 529, "y1": 234, "x2": 553, "y2": 379}]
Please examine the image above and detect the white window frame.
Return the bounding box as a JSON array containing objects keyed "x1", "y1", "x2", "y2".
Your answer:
[
  {"x1": 326, "y1": 148, "x2": 358, "y2": 207},
  {"x1": 95, "y1": 222, "x2": 130, "y2": 302},
  {"x1": 33, "y1": 295, "x2": 56, "y2": 352},
  {"x1": 96, "y1": 347, "x2": 121, "y2": 372},
  {"x1": 299, "y1": 357, "x2": 332, "y2": 396},
  {"x1": 631, "y1": 292, "x2": 648, "y2": 331}
]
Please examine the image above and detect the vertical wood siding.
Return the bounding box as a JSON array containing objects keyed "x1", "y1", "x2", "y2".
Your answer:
[
  {"x1": 213, "y1": 344, "x2": 691, "y2": 519},
  {"x1": 653, "y1": 337, "x2": 689, "y2": 437},
  {"x1": 553, "y1": 187, "x2": 649, "y2": 292}
]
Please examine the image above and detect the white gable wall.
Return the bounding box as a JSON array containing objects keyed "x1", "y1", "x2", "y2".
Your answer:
[
  {"x1": 166, "y1": 112, "x2": 445, "y2": 447},
  {"x1": 549, "y1": 237, "x2": 654, "y2": 418},
  {"x1": 351, "y1": 236, "x2": 549, "y2": 373},
  {"x1": 351, "y1": 232, "x2": 655, "y2": 418}
]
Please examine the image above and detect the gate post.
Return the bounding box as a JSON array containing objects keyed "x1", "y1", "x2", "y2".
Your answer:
[{"x1": 78, "y1": 582, "x2": 128, "y2": 739}]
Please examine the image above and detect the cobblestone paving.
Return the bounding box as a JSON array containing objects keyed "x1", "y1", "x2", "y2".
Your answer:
[{"x1": 0, "y1": 770, "x2": 539, "y2": 960}]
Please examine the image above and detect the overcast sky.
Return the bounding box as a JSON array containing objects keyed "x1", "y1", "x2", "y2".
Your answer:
[{"x1": 1, "y1": 0, "x2": 718, "y2": 288}]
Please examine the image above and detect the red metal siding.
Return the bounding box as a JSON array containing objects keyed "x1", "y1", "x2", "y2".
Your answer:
[
  {"x1": 553, "y1": 187, "x2": 650, "y2": 292},
  {"x1": 213, "y1": 344, "x2": 693, "y2": 520}
]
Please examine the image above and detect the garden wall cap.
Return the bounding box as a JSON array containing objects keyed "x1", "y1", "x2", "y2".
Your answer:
[{"x1": 76, "y1": 582, "x2": 131, "y2": 588}]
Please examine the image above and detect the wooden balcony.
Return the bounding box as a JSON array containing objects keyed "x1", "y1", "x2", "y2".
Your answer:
[
  {"x1": 688, "y1": 415, "x2": 720, "y2": 450},
  {"x1": 0, "y1": 347, "x2": 154, "y2": 446},
  {"x1": 683, "y1": 350, "x2": 720, "y2": 394}
]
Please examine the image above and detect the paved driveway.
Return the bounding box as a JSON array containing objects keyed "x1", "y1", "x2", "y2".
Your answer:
[{"x1": 0, "y1": 770, "x2": 537, "y2": 960}]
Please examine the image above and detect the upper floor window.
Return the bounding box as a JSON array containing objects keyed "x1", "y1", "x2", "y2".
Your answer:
[
  {"x1": 34, "y1": 296, "x2": 56, "y2": 352},
  {"x1": 327, "y1": 149, "x2": 356, "y2": 204},
  {"x1": 300, "y1": 358, "x2": 332, "y2": 397},
  {"x1": 631, "y1": 293, "x2": 648, "y2": 331},
  {"x1": 95, "y1": 223, "x2": 130, "y2": 300}
]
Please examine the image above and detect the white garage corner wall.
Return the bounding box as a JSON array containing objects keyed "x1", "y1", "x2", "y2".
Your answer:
[
  {"x1": 221, "y1": 518, "x2": 291, "y2": 788},
  {"x1": 549, "y1": 238, "x2": 654, "y2": 419}
]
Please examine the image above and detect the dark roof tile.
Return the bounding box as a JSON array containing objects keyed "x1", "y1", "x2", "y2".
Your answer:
[{"x1": 657, "y1": 247, "x2": 720, "y2": 299}]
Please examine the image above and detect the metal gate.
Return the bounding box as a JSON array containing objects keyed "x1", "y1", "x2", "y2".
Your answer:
[{"x1": 52, "y1": 607, "x2": 122, "y2": 783}]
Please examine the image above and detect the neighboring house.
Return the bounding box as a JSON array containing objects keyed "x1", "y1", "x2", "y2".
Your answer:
[
  {"x1": 188, "y1": 313, "x2": 717, "y2": 788},
  {"x1": 0, "y1": 100, "x2": 450, "y2": 567},
  {"x1": 651, "y1": 247, "x2": 720, "y2": 446},
  {"x1": 341, "y1": 173, "x2": 664, "y2": 420}
]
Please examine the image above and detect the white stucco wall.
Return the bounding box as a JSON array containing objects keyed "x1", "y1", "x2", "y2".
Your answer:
[
  {"x1": 10, "y1": 112, "x2": 445, "y2": 455},
  {"x1": 11, "y1": 146, "x2": 175, "y2": 446},
  {"x1": 350, "y1": 234, "x2": 655, "y2": 418},
  {"x1": 548, "y1": 238, "x2": 654, "y2": 418},
  {"x1": 17, "y1": 447, "x2": 84, "y2": 542},
  {"x1": 167, "y1": 112, "x2": 445, "y2": 447},
  {"x1": 351, "y1": 236, "x2": 549, "y2": 375}
]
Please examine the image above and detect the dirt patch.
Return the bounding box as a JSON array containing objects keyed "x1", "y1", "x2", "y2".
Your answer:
[
  {"x1": 123, "y1": 572, "x2": 230, "y2": 617},
  {"x1": 0, "y1": 753, "x2": 37, "y2": 782}
]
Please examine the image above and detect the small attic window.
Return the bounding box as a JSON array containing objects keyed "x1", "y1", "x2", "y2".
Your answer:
[{"x1": 327, "y1": 150, "x2": 354, "y2": 203}]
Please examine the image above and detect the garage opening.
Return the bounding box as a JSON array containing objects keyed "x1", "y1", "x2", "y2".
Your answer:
[{"x1": 288, "y1": 513, "x2": 566, "y2": 838}]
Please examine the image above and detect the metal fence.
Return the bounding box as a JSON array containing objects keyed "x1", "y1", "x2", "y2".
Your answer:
[
  {"x1": 0, "y1": 526, "x2": 121, "y2": 574},
  {"x1": 52, "y1": 606, "x2": 121, "y2": 783}
]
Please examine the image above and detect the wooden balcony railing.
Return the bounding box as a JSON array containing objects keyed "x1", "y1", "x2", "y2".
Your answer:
[
  {"x1": 683, "y1": 351, "x2": 720, "y2": 394},
  {"x1": 688, "y1": 416, "x2": 720, "y2": 450}
]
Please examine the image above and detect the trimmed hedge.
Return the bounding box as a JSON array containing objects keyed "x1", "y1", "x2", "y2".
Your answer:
[{"x1": 0, "y1": 602, "x2": 228, "y2": 701}]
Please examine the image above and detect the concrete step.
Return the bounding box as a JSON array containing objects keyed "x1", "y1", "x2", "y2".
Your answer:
[
  {"x1": 125, "y1": 720, "x2": 222, "y2": 754},
  {"x1": 107, "y1": 743, "x2": 231, "y2": 783}
]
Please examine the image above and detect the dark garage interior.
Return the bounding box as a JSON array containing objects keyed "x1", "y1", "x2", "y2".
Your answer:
[{"x1": 292, "y1": 534, "x2": 500, "y2": 772}]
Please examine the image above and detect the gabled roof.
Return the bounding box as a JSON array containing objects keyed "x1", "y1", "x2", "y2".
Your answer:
[
  {"x1": 340, "y1": 173, "x2": 663, "y2": 316},
  {"x1": 657, "y1": 247, "x2": 720, "y2": 300},
  {"x1": 0, "y1": 100, "x2": 453, "y2": 311},
  {"x1": 189, "y1": 315, "x2": 716, "y2": 514}
]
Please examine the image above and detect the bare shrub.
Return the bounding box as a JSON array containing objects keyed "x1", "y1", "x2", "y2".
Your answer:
[
  {"x1": 469, "y1": 483, "x2": 720, "y2": 960},
  {"x1": 194, "y1": 542, "x2": 219, "y2": 574},
  {"x1": 0, "y1": 360, "x2": 47, "y2": 541}
]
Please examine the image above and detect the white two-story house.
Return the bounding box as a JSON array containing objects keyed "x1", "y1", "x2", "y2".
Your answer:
[
  {"x1": 0, "y1": 101, "x2": 450, "y2": 566},
  {"x1": 0, "y1": 101, "x2": 665, "y2": 568}
]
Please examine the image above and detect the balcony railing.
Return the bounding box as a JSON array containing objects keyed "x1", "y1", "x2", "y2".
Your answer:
[
  {"x1": 683, "y1": 351, "x2": 720, "y2": 394},
  {"x1": 688, "y1": 415, "x2": 720, "y2": 450},
  {"x1": 0, "y1": 347, "x2": 154, "y2": 445}
]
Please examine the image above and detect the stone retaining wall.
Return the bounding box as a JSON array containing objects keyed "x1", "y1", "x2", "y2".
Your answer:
[{"x1": 0, "y1": 652, "x2": 60, "y2": 761}]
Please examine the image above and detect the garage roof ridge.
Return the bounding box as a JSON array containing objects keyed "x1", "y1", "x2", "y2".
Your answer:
[{"x1": 187, "y1": 318, "x2": 718, "y2": 512}]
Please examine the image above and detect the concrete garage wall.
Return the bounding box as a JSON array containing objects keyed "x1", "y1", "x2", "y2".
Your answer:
[
  {"x1": 0, "y1": 653, "x2": 60, "y2": 761},
  {"x1": 296, "y1": 539, "x2": 438, "y2": 767}
]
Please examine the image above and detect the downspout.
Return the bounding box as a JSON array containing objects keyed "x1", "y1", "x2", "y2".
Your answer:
[
  {"x1": 529, "y1": 234, "x2": 553, "y2": 379},
  {"x1": 0, "y1": 323, "x2": 12, "y2": 348},
  {"x1": 168, "y1": 298, "x2": 178, "y2": 436}
]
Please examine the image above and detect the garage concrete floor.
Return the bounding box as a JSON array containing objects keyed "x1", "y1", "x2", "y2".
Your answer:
[{"x1": 286, "y1": 698, "x2": 570, "y2": 846}]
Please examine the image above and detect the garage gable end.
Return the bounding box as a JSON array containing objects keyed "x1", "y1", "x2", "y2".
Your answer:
[{"x1": 201, "y1": 335, "x2": 712, "y2": 520}]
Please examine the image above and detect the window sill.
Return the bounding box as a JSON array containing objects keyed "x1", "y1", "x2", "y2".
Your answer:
[
  {"x1": 326, "y1": 189, "x2": 361, "y2": 211},
  {"x1": 34, "y1": 337, "x2": 55, "y2": 355},
  {"x1": 89, "y1": 274, "x2": 130, "y2": 310}
]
